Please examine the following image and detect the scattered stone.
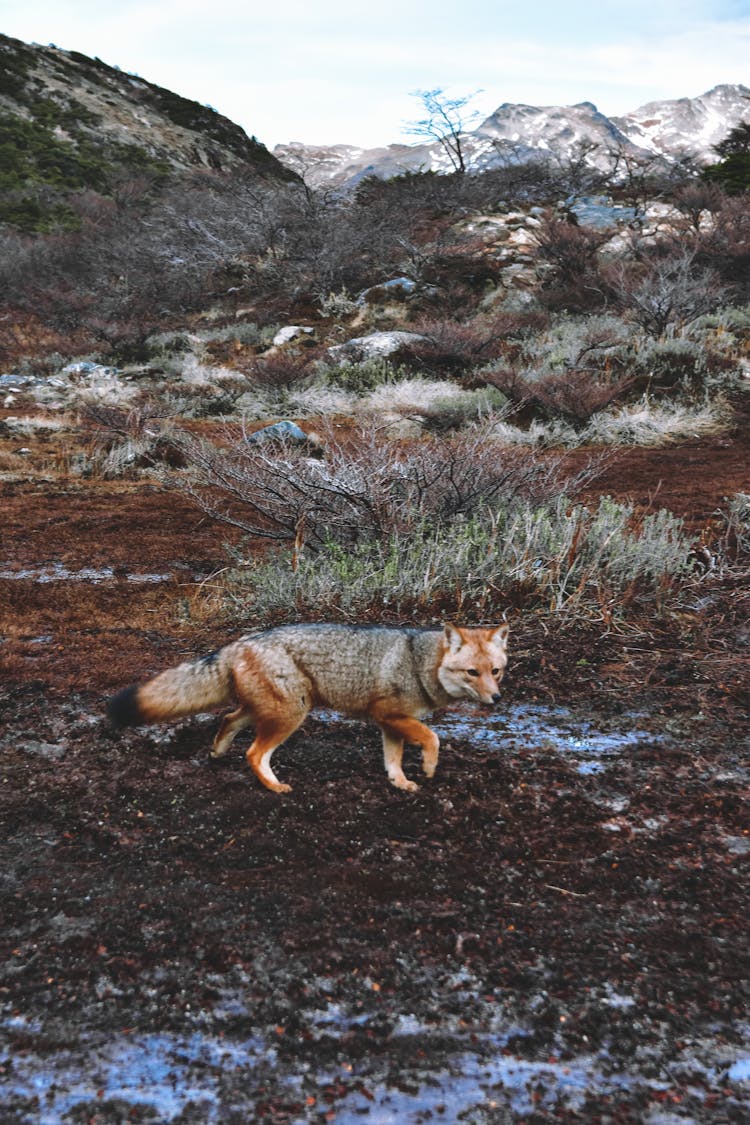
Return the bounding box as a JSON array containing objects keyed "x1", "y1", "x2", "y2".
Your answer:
[
  {"x1": 21, "y1": 740, "x2": 66, "y2": 760},
  {"x1": 568, "y1": 195, "x2": 638, "y2": 228},
  {"x1": 357, "y1": 277, "x2": 417, "y2": 304},
  {"x1": 62, "y1": 362, "x2": 120, "y2": 378},
  {"x1": 0, "y1": 373, "x2": 36, "y2": 388},
  {"x1": 245, "y1": 420, "x2": 323, "y2": 451},
  {"x1": 271, "y1": 325, "x2": 315, "y2": 347}
]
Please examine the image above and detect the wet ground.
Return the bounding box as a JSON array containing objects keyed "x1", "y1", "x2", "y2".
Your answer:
[{"x1": 1, "y1": 412, "x2": 749, "y2": 1122}]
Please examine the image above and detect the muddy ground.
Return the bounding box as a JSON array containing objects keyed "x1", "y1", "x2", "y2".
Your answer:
[{"x1": 0, "y1": 409, "x2": 749, "y2": 1122}]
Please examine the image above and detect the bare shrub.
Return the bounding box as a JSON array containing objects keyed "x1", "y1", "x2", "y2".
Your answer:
[
  {"x1": 672, "y1": 182, "x2": 724, "y2": 233},
  {"x1": 475, "y1": 315, "x2": 636, "y2": 425},
  {"x1": 478, "y1": 366, "x2": 633, "y2": 426},
  {"x1": 694, "y1": 193, "x2": 750, "y2": 300},
  {"x1": 175, "y1": 424, "x2": 582, "y2": 553},
  {"x1": 531, "y1": 212, "x2": 614, "y2": 311},
  {"x1": 528, "y1": 369, "x2": 635, "y2": 424},
  {"x1": 607, "y1": 247, "x2": 728, "y2": 337},
  {"x1": 405, "y1": 317, "x2": 505, "y2": 375},
  {"x1": 76, "y1": 402, "x2": 184, "y2": 477},
  {"x1": 243, "y1": 351, "x2": 315, "y2": 391}
]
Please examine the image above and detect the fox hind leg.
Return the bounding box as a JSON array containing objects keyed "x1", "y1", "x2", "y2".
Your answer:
[
  {"x1": 246, "y1": 716, "x2": 306, "y2": 794},
  {"x1": 211, "y1": 706, "x2": 253, "y2": 759}
]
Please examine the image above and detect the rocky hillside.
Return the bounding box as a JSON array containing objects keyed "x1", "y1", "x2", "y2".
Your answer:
[
  {"x1": 0, "y1": 33, "x2": 294, "y2": 229},
  {"x1": 276, "y1": 84, "x2": 750, "y2": 188}
]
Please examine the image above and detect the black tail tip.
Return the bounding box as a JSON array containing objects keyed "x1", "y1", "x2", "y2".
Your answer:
[{"x1": 107, "y1": 685, "x2": 141, "y2": 728}]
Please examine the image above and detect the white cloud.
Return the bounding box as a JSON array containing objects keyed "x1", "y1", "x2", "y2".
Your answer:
[{"x1": 1, "y1": 1, "x2": 748, "y2": 146}]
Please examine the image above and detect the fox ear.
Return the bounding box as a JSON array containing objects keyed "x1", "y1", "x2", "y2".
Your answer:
[
  {"x1": 443, "y1": 622, "x2": 464, "y2": 652},
  {"x1": 489, "y1": 623, "x2": 510, "y2": 646}
]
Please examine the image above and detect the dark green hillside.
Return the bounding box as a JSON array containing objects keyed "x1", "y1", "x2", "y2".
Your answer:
[{"x1": 0, "y1": 33, "x2": 294, "y2": 231}]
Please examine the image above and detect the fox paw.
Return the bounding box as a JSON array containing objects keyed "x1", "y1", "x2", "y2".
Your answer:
[{"x1": 389, "y1": 776, "x2": 419, "y2": 792}]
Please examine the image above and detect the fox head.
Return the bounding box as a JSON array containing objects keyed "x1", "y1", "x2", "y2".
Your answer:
[{"x1": 437, "y1": 622, "x2": 509, "y2": 705}]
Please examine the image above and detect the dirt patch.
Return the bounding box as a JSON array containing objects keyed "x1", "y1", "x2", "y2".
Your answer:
[
  {"x1": 1, "y1": 419, "x2": 749, "y2": 1122},
  {"x1": 573, "y1": 433, "x2": 750, "y2": 533}
]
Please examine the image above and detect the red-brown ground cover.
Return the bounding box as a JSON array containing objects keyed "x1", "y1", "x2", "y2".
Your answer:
[{"x1": 1, "y1": 406, "x2": 748, "y2": 1121}]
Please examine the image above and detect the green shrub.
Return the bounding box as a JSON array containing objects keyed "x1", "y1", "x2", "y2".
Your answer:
[
  {"x1": 628, "y1": 336, "x2": 738, "y2": 395},
  {"x1": 323, "y1": 357, "x2": 409, "y2": 393},
  {"x1": 144, "y1": 331, "x2": 194, "y2": 359},
  {"x1": 724, "y1": 493, "x2": 750, "y2": 558},
  {"x1": 704, "y1": 152, "x2": 750, "y2": 195},
  {"x1": 224, "y1": 496, "x2": 694, "y2": 623},
  {"x1": 197, "y1": 322, "x2": 268, "y2": 348},
  {"x1": 418, "y1": 387, "x2": 508, "y2": 432}
]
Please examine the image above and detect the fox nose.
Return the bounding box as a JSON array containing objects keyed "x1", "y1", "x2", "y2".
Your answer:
[{"x1": 491, "y1": 692, "x2": 502, "y2": 704}]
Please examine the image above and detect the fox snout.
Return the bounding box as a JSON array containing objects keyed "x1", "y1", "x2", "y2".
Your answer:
[{"x1": 477, "y1": 686, "x2": 503, "y2": 705}]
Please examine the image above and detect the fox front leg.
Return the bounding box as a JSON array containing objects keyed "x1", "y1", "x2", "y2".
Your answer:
[
  {"x1": 379, "y1": 717, "x2": 440, "y2": 791},
  {"x1": 380, "y1": 729, "x2": 418, "y2": 792}
]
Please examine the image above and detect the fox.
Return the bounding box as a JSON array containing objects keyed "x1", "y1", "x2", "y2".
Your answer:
[{"x1": 107, "y1": 622, "x2": 509, "y2": 794}]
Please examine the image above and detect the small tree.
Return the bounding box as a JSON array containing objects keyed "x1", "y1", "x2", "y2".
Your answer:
[
  {"x1": 713, "y1": 120, "x2": 750, "y2": 159},
  {"x1": 704, "y1": 120, "x2": 750, "y2": 194},
  {"x1": 405, "y1": 88, "x2": 482, "y2": 174}
]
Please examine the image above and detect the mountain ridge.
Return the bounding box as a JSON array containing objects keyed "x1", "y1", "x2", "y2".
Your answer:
[
  {"x1": 0, "y1": 32, "x2": 294, "y2": 229},
  {"x1": 275, "y1": 84, "x2": 750, "y2": 188}
]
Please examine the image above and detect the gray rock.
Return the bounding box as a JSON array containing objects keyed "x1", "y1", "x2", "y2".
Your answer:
[
  {"x1": 327, "y1": 330, "x2": 428, "y2": 364},
  {"x1": 245, "y1": 420, "x2": 322, "y2": 450},
  {"x1": 0, "y1": 373, "x2": 35, "y2": 388},
  {"x1": 357, "y1": 277, "x2": 417, "y2": 304},
  {"x1": 271, "y1": 326, "x2": 315, "y2": 347},
  {"x1": 61, "y1": 362, "x2": 120, "y2": 378}
]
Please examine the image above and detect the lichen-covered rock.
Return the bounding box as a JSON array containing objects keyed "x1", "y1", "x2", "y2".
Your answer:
[{"x1": 327, "y1": 330, "x2": 429, "y2": 364}]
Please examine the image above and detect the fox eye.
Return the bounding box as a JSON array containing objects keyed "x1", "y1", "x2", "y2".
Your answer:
[
  {"x1": 466, "y1": 668, "x2": 480, "y2": 677},
  {"x1": 492, "y1": 668, "x2": 500, "y2": 676}
]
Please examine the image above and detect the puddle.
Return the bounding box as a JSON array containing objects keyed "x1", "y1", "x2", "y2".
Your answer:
[
  {"x1": 1, "y1": 1024, "x2": 273, "y2": 1124},
  {"x1": 434, "y1": 703, "x2": 661, "y2": 775},
  {"x1": 0, "y1": 563, "x2": 171, "y2": 584},
  {"x1": 3, "y1": 1009, "x2": 743, "y2": 1123},
  {"x1": 317, "y1": 703, "x2": 661, "y2": 776},
  {"x1": 0, "y1": 1018, "x2": 637, "y2": 1123},
  {"x1": 728, "y1": 1057, "x2": 750, "y2": 1082}
]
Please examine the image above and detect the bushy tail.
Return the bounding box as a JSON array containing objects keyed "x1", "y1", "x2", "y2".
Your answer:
[{"x1": 107, "y1": 651, "x2": 233, "y2": 727}]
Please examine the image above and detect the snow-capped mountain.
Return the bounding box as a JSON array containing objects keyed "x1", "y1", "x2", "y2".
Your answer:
[
  {"x1": 275, "y1": 85, "x2": 750, "y2": 188},
  {"x1": 614, "y1": 84, "x2": 750, "y2": 163},
  {"x1": 473, "y1": 99, "x2": 634, "y2": 160}
]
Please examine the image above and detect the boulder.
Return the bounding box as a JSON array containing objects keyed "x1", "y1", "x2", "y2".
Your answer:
[{"x1": 327, "y1": 330, "x2": 429, "y2": 364}]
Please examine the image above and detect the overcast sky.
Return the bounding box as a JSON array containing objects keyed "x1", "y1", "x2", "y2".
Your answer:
[{"x1": 2, "y1": 1, "x2": 748, "y2": 149}]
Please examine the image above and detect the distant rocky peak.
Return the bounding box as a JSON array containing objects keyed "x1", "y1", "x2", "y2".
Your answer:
[
  {"x1": 275, "y1": 85, "x2": 750, "y2": 189},
  {"x1": 613, "y1": 84, "x2": 750, "y2": 162}
]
